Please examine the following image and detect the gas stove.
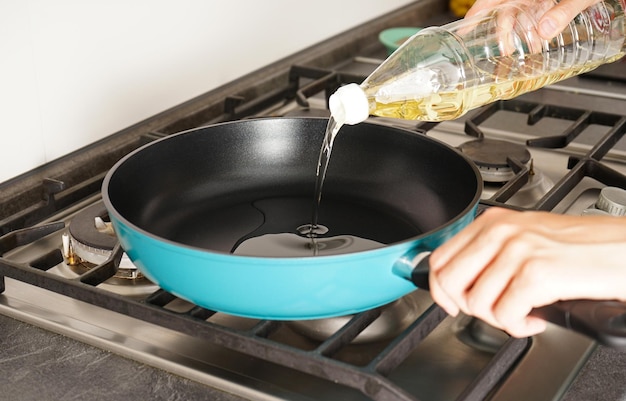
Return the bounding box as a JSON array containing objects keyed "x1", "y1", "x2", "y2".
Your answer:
[{"x1": 2, "y1": 1, "x2": 626, "y2": 400}]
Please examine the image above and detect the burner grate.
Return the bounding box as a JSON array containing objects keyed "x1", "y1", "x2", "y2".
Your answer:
[
  {"x1": 451, "y1": 100, "x2": 626, "y2": 211},
  {"x1": 0, "y1": 133, "x2": 165, "y2": 236},
  {"x1": 0, "y1": 223, "x2": 529, "y2": 401}
]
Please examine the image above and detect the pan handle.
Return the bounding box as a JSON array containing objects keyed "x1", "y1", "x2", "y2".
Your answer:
[{"x1": 399, "y1": 253, "x2": 626, "y2": 348}]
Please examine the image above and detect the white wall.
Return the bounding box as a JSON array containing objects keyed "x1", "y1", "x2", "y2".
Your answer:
[{"x1": 1, "y1": 0, "x2": 415, "y2": 183}]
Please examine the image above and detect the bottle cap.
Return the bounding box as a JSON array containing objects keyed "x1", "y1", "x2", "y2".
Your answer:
[{"x1": 329, "y1": 83, "x2": 369, "y2": 125}]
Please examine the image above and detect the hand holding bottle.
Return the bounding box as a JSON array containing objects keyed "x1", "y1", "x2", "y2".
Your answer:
[
  {"x1": 330, "y1": 0, "x2": 624, "y2": 124},
  {"x1": 465, "y1": 0, "x2": 603, "y2": 39},
  {"x1": 428, "y1": 207, "x2": 626, "y2": 337}
]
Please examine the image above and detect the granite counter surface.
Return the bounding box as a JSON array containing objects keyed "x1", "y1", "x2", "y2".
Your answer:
[
  {"x1": 561, "y1": 344, "x2": 626, "y2": 401},
  {"x1": 0, "y1": 314, "x2": 245, "y2": 401},
  {"x1": 1, "y1": 313, "x2": 625, "y2": 401}
]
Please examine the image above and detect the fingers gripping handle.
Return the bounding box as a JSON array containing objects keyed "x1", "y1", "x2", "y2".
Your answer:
[{"x1": 397, "y1": 253, "x2": 626, "y2": 348}]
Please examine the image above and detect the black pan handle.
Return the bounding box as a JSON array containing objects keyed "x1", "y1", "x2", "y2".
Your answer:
[
  {"x1": 530, "y1": 301, "x2": 626, "y2": 348},
  {"x1": 405, "y1": 253, "x2": 626, "y2": 348}
]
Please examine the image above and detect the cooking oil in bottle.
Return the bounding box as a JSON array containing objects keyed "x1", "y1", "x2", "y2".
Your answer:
[
  {"x1": 368, "y1": 55, "x2": 622, "y2": 121},
  {"x1": 329, "y1": 0, "x2": 626, "y2": 124}
]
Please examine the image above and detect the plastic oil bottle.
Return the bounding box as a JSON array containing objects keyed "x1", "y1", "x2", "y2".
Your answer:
[{"x1": 329, "y1": 0, "x2": 626, "y2": 125}]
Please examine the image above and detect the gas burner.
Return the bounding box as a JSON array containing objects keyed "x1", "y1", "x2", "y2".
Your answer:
[
  {"x1": 458, "y1": 138, "x2": 531, "y2": 183},
  {"x1": 63, "y1": 202, "x2": 143, "y2": 281},
  {"x1": 502, "y1": 168, "x2": 554, "y2": 208}
]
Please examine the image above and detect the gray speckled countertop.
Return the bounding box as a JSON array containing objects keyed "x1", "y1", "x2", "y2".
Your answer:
[
  {"x1": 0, "y1": 315, "x2": 245, "y2": 401},
  {"x1": 561, "y1": 345, "x2": 626, "y2": 401},
  {"x1": 2, "y1": 312, "x2": 626, "y2": 401}
]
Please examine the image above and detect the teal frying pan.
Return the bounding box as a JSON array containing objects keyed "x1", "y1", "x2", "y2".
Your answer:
[{"x1": 103, "y1": 117, "x2": 481, "y2": 319}]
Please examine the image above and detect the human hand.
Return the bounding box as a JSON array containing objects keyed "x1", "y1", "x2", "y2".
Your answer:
[
  {"x1": 464, "y1": 0, "x2": 602, "y2": 39},
  {"x1": 428, "y1": 207, "x2": 626, "y2": 337}
]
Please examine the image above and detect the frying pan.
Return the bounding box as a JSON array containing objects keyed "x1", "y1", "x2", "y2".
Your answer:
[
  {"x1": 102, "y1": 117, "x2": 481, "y2": 319},
  {"x1": 102, "y1": 117, "x2": 626, "y2": 347}
]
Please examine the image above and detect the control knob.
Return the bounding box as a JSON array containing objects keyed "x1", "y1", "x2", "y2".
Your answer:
[{"x1": 595, "y1": 187, "x2": 626, "y2": 216}]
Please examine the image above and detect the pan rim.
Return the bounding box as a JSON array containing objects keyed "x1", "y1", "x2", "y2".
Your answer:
[{"x1": 101, "y1": 116, "x2": 482, "y2": 261}]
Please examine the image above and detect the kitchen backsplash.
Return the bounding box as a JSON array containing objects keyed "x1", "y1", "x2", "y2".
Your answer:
[{"x1": 1, "y1": 0, "x2": 415, "y2": 183}]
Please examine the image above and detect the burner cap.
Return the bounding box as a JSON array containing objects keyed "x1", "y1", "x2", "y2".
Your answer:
[
  {"x1": 458, "y1": 138, "x2": 531, "y2": 183},
  {"x1": 67, "y1": 201, "x2": 142, "y2": 279},
  {"x1": 68, "y1": 202, "x2": 116, "y2": 251},
  {"x1": 458, "y1": 138, "x2": 531, "y2": 168}
]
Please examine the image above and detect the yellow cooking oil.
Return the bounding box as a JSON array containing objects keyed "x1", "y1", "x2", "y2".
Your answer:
[{"x1": 365, "y1": 54, "x2": 624, "y2": 122}]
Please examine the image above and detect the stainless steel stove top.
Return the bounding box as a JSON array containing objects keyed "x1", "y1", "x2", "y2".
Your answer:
[
  {"x1": 0, "y1": 209, "x2": 596, "y2": 401},
  {"x1": 5, "y1": 90, "x2": 624, "y2": 399}
]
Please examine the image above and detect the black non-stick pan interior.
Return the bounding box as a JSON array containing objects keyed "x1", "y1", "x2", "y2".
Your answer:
[{"x1": 105, "y1": 118, "x2": 479, "y2": 254}]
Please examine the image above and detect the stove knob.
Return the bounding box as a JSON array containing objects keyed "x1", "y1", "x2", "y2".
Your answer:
[{"x1": 596, "y1": 187, "x2": 626, "y2": 216}]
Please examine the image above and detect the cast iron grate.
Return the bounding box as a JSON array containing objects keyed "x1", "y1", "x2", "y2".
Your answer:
[
  {"x1": 0, "y1": 226, "x2": 528, "y2": 401},
  {"x1": 0, "y1": 132, "x2": 165, "y2": 236},
  {"x1": 465, "y1": 99, "x2": 626, "y2": 210},
  {"x1": 414, "y1": 99, "x2": 626, "y2": 211}
]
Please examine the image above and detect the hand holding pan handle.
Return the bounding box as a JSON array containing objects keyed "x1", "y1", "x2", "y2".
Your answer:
[{"x1": 397, "y1": 252, "x2": 626, "y2": 348}]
